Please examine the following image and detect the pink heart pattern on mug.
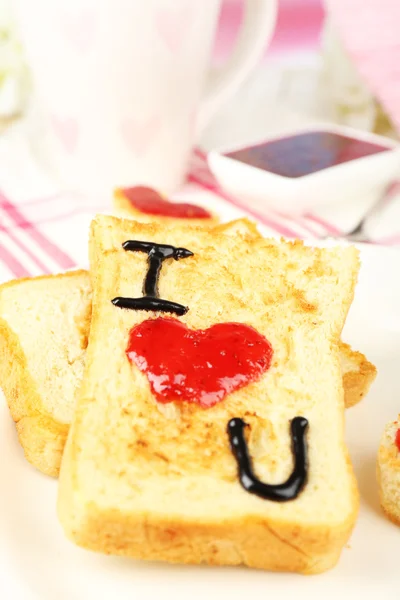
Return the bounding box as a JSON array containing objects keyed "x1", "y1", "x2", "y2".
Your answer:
[
  {"x1": 121, "y1": 116, "x2": 161, "y2": 157},
  {"x1": 155, "y1": 4, "x2": 193, "y2": 54},
  {"x1": 51, "y1": 116, "x2": 79, "y2": 153},
  {"x1": 61, "y1": 9, "x2": 97, "y2": 54}
]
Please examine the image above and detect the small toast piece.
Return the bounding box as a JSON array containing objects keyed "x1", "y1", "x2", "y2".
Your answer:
[
  {"x1": 377, "y1": 419, "x2": 400, "y2": 525},
  {"x1": 58, "y1": 215, "x2": 360, "y2": 573},
  {"x1": 0, "y1": 271, "x2": 91, "y2": 477},
  {"x1": 0, "y1": 220, "x2": 374, "y2": 478},
  {"x1": 113, "y1": 187, "x2": 219, "y2": 227},
  {"x1": 339, "y1": 342, "x2": 376, "y2": 408}
]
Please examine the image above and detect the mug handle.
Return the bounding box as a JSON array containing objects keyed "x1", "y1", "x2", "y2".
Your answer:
[{"x1": 196, "y1": 0, "x2": 278, "y2": 135}]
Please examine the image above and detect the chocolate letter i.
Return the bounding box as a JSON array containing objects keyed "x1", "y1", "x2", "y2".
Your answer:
[{"x1": 112, "y1": 240, "x2": 193, "y2": 315}]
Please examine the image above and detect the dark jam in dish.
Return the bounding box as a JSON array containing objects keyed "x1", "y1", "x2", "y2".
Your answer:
[
  {"x1": 225, "y1": 131, "x2": 390, "y2": 178},
  {"x1": 126, "y1": 317, "x2": 273, "y2": 408},
  {"x1": 395, "y1": 428, "x2": 400, "y2": 452},
  {"x1": 120, "y1": 186, "x2": 212, "y2": 219}
]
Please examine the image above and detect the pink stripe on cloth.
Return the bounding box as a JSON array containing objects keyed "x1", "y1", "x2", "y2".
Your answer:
[
  {"x1": 374, "y1": 234, "x2": 400, "y2": 245},
  {"x1": 305, "y1": 213, "x2": 341, "y2": 235},
  {"x1": 0, "y1": 225, "x2": 51, "y2": 275},
  {"x1": 0, "y1": 191, "x2": 75, "y2": 269},
  {"x1": 16, "y1": 192, "x2": 67, "y2": 208},
  {"x1": 274, "y1": 211, "x2": 320, "y2": 237},
  {"x1": 0, "y1": 242, "x2": 30, "y2": 278},
  {"x1": 188, "y1": 173, "x2": 303, "y2": 238},
  {"x1": 18, "y1": 207, "x2": 85, "y2": 228}
]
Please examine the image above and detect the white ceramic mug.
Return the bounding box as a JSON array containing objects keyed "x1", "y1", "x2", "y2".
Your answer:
[{"x1": 15, "y1": 0, "x2": 277, "y2": 194}]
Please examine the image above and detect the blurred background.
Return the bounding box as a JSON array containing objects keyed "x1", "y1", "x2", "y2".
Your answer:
[
  {"x1": 0, "y1": 0, "x2": 398, "y2": 258},
  {"x1": 0, "y1": 0, "x2": 396, "y2": 146}
]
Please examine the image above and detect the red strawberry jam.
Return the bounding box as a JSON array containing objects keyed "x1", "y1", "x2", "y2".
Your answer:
[
  {"x1": 395, "y1": 428, "x2": 400, "y2": 452},
  {"x1": 126, "y1": 317, "x2": 273, "y2": 408},
  {"x1": 120, "y1": 186, "x2": 212, "y2": 219}
]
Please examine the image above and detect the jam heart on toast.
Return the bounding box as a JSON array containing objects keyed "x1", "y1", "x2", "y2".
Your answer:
[{"x1": 126, "y1": 317, "x2": 273, "y2": 407}]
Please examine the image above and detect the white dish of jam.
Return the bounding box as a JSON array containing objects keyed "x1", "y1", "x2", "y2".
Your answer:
[{"x1": 208, "y1": 125, "x2": 400, "y2": 214}]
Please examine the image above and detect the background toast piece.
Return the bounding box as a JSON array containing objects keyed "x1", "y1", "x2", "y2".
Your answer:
[
  {"x1": 0, "y1": 220, "x2": 375, "y2": 478},
  {"x1": 377, "y1": 418, "x2": 400, "y2": 525},
  {"x1": 0, "y1": 270, "x2": 91, "y2": 477},
  {"x1": 58, "y1": 215, "x2": 360, "y2": 573},
  {"x1": 339, "y1": 342, "x2": 376, "y2": 408},
  {"x1": 113, "y1": 188, "x2": 219, "y2": 227}
]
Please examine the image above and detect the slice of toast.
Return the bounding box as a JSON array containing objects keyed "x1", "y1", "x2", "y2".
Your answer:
[
  {"x1": 377, "y1": 419, "x2": 400, "y2": 525},
  {"x1": 0, "y1": 220, "x2": 375, "y2": 478},
  {"x1": 113, "y1": 187, "x2": 219, "y2": 227},
  {"x1": 57, "y1": 215, "x2": 360, "y2": 573},
  {"x1": 0, "y1": 271, "x2": 92, "y2": 477}
]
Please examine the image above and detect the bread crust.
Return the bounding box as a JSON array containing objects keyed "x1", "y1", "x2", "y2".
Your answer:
[{"x1": 58, "y1": 215, "x2": 360, "y2": 572}]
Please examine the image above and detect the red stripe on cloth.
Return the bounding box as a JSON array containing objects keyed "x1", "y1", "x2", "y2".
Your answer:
[
  {"x1": 0, "y1": 191, "x2": 75, "y2": 269},
  {"x1": 188, "y1": 173, "x2": 303, "y2": 238},
  {"x1": 274, "y1": 211, "x2": 320, "y2": 237},
  {"x1": 16, "y1": 192, "x2": 67, "y2": 208},
  {"x1": 15, "y1": 208, "x2": 84, "y2": 228},
  {"x1": 0, "y1": 241, "x2": 30, "y2": 278},
  {"x1": 0, "y1": 225, "x2": 51, "y2": 274},
  {"x1": 304, "y1": 213, "x2": 341, "y2": 235}
]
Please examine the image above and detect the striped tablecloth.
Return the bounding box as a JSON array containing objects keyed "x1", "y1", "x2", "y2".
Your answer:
[{"x1": 0, "y1": 146, "x2": 400, "y2": 283}]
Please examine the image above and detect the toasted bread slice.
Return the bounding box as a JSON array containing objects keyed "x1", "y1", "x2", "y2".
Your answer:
[
  {"x1": 0, "y1": 271, "x2": 92, "y2": 477},
  {"x1": 58, "y1": 215, "x2": 360, "y2": 573},
  {"x1": 377, "y1": 419, "x2": 400, "y2": 525},
  {"x1": 0, "y1": 220, "x2": 374, "y2": 479},
  {"x1": 113, "y1": 187, "x2": 219, "y2": 227}
]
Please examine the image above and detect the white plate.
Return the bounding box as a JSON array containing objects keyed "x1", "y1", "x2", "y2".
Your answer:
[{"x1": 1, "y1": 242, "x2": 400, "y2": 600}]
